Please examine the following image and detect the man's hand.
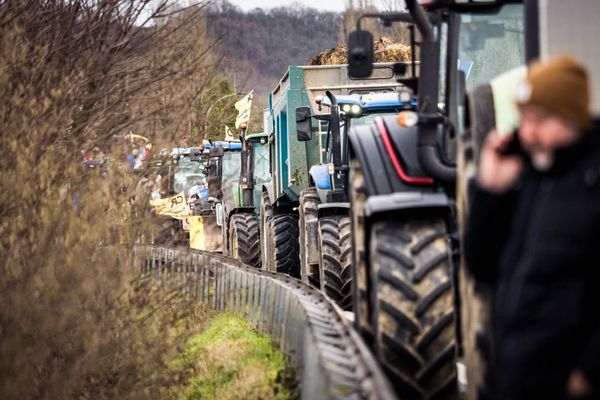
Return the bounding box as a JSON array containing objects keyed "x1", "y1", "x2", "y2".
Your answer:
[
  {"x1": 477, "y1": 130, "x2": 524, "y2": 194},
  {"x1": 567, "y1": 369, "x2": 593, "y2": 398}
]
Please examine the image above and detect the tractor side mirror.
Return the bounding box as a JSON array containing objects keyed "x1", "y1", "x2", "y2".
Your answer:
[
  {"x1": 296, "y1": 106, "x2": 313, "y2": 142},
  {"x1": 348, "y1": 30, "x2": 374, "y2": 78}
]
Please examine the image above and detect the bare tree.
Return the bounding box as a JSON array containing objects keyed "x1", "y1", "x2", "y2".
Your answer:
[
  {"x1": 340, "y1": 0, "x2": 411, "y2": 46},
  {"x1": 0, "y1": 2, "x2": 233, "y2": 399}
]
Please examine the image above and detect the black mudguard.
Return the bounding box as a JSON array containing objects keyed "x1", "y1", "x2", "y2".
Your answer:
[
  {"x1": 349, "y1": 114, "x2": 455, "y2": 226},
  {"x1": 365, "y1": 192, "x2": 452, "y2": 222},
  {"x1": 317, "y1": 202, "x2": 350, "y2": 219},
  {"x1": 348, "y1": 114, "x2": 435, "y2": 197},
  {"x1": 262, "y1": 182, "x2": 276, "y2": 209}
]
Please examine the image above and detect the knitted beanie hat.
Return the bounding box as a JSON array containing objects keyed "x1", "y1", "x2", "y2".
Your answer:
[{"x1": 515, "y1": 54, "x2": 592, "y2": 129}]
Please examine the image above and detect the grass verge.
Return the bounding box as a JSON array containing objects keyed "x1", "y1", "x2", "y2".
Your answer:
[{"x1": 174, "y1": 313, "x2": 297, "y2": 400}]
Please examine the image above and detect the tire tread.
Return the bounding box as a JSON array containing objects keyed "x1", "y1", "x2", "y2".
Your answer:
[{"x1": 370, "y1": 219, "x2": 457, "y2": 399}]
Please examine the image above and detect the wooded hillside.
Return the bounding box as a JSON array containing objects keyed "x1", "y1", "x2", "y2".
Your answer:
[{"x1": 207, "y1": 1, "x2": 343, "y2": 94}]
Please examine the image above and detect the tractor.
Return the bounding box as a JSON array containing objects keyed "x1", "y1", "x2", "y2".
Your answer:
[
  {"x1": 220, "y1": 131, "x2": 270, "y2": 268},
  {"x1": 346, "y1": 0, "x2": 600, "y2": 398}
]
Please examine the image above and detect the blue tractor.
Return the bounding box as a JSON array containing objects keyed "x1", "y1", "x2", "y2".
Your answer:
[{"x1": 295, "y1": 91, "x2": 417, "y2": 310}]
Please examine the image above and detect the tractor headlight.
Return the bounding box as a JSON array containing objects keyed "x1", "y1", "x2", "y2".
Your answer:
[{"x1": 341, "y1": 103, "x2": 362, "y2": 117}]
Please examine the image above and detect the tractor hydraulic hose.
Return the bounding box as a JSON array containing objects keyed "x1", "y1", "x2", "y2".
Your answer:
[
  {"x1": 416, "y1": 113, "x2": 456, "y2": 182},
  {"x1": 418, "y1": 145, "x2": 456, "y2": 182},
  {"x1": 406, "y1": 0, "x2": 457, "y2": 183},
  {"x1": 326, "y1": 91, "x2": 345, "y2": 192}
]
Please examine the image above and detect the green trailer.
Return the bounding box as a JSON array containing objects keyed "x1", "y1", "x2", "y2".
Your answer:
[{"x1": 260, "y1": 63, "x2": 408, "y2": 279}]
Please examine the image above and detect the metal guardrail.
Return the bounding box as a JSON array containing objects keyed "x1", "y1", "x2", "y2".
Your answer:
[{"x1": 133, "y1": 245, "x2": 396, "y2": 400}]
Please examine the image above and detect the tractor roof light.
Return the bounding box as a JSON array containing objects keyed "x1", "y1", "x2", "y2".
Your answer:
[
  {"x1": 340, "y1": 103, "x2": 363, "y2": 117},
  {"x1": 399, "y1": 90, "x2": 413, "y2": 103},
  {"x1": 351, "y1": 104, "x2": 362, "y2": 115}
]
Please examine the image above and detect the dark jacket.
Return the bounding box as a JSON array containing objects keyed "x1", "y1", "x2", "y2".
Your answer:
[{"x1": 465, "y1": 128, "x2": 600, "y2": 399}]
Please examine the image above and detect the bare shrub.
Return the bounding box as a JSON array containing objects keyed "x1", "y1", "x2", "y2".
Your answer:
[{"x1": 0, "y1": 1, "x2": 226, "y2": 398}]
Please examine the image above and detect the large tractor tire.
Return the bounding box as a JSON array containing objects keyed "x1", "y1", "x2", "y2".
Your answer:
[
  {"x1": 349, "y1": 157, "x2": 373, "y2": 341},
  {"x1": 259, "y1": 191, "x2": 273, "y2": 270},
  {"x1": 318, "y1": 215, "x2": 353, "y2": 310},
  {"x1": 370, "y1": 219, "x2": 457, "y2": 399},
  {"x1": 229, "y1": 213, "x2": 260, "y2": 268},
  {"x1": 266, "y1": 214, "x2": 300, "y2": 277},
  {"x1": 299, "y1": 187, "x2": 321, "y2": 287}
]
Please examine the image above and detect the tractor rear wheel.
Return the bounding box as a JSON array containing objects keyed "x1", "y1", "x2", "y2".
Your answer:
[
  {"x1": 229, "y1": 213, "x2": 260, "y2": 268},
  {"x1": 318, "y1": 215, "x2": 353, "y2": 310},
  {"x1": 266, "y1": 213, "x2": 300, "y2": 277},
  {"x1": 299, "y1": 187, "x2": 320, "y2": 287},
  {"x1": 259, "y1": 191, "x2": 273, "y2": 270},
  {"x1": 370, "y1": 219, "x2": 457, "y2": 399},
  {"x1": 350, "y1": 157, "x2": 373, "y2": 340}
]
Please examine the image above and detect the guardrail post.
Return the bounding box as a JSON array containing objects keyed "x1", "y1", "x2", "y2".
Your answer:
[
  {"x1": 259, "y1": 276, "x2": 267, "y2": 333},
  {"x1": 252, "y1": 274, "x2": 258, "y2": 328},
  {"x1": 240, "y1": 270, "x2": 247, "y2": 316}
]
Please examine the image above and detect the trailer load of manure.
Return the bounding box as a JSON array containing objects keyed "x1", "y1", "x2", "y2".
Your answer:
[{"x1": 309, "y1": 37, "x2": 411, "y2": 65}]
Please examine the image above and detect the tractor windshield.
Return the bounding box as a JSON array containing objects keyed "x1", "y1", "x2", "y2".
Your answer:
[
  {"x1": 222, "y1": 151, "x2": 241, "y2": 189},
  {"x1": 173, "y1": 157, "x2": 206, "y2": 194},
  {"x1": 252, "y1": 141, "x2": 270, "y2": 208},
  {"x1": 253, "y1": 141, "x2": 270, "y2": 186},
  {"x1": 458, "y1": 4, "x2": 525, "y2": 88}
]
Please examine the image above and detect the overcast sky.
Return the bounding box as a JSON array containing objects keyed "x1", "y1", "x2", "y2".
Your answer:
[
  {"x1": 228, "y1": 0, "x2": 348, "y2": 12},
  {"x1": 216, "y1": 0, "x2": 399, "y2": 12}
]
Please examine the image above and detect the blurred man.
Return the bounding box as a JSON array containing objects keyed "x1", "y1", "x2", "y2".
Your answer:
[{"x1": 465, "y1": 55, "x2": 599, "y2": 399}]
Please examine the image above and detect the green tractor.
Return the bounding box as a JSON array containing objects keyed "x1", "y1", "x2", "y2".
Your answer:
[{"x1": 220, "y1": 132, "x2": 270, "y2": 268}]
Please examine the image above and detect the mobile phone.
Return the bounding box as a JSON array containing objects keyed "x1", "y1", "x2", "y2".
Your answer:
[{"x1": 499, "y1": 132, "x2": 524, "y2": 156}]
